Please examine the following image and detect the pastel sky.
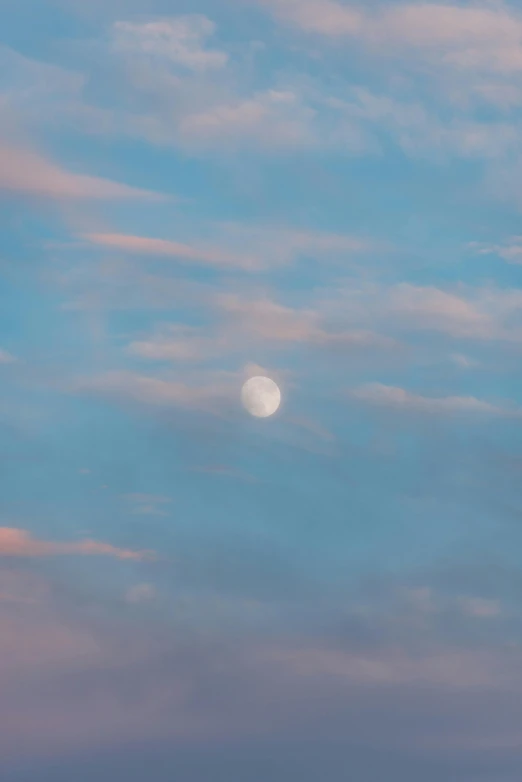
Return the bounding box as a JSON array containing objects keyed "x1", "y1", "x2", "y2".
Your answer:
[{"x1": 2, "y1": 0, "x2": 522, "y2": 779}]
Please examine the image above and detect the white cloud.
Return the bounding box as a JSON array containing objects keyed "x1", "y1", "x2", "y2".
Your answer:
[
  {"x1": 127, "y1": 325, "x2": 215, "y2": 362},
  {"x1": 112, "y1": 16, "x2": 228, "y2": 72},
  {"x1": 351, "y1": 383, "x2": 518, "y2": 417},
  {"x1": 450, "y1": 353, "x2": 479, "y2": 369},
  {"x1": 471, "y1": 236, "x2": 522, "y2": 264}
]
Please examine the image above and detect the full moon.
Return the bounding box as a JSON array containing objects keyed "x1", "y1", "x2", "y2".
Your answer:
[{"x1": 241, "y1": 376, "x2": 281, "y2": 418}]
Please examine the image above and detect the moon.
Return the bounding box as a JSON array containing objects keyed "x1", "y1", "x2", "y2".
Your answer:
[{"x1": 241, "y1": 376, "x2": 281, "y2": 418}]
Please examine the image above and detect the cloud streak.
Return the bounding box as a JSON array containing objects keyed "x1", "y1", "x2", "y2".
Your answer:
[
  {"x1": 0, "y1": 142, "x2": 163, "y2": 201},
  {"x1": 83, "y1": 233, "x2": 258, "y2": 270},
  {"x1": 351, "y1": 383, "x2": 520, "y2": 417},
  {"x1": 73, "y1": 370, "x2": 234, "y2": 415},
  {"x1": 0, "y1": 528, "x2": 153, "y2": 560}
]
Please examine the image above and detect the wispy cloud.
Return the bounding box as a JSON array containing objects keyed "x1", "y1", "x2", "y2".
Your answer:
[
  {"x1": 177, "y1": 89, "x2": 317, "y2": 151},
  {"x1": 0, "y1": 528, "x2": 153, "y2": 560},
  {"x1": 82, "y1": 224, "x2": 368, "y2": 271},
  {"x1": 83, "y1": 232, "x2": 258, "y2": 270},
  {"x1": 375, "y1": 3, "x2": 522, "y2": 74},
  {"x1": 73, "y1": 370, "x2": 235, "y2": 415},
  {"x1": 386, "y1": 283, "x2": 494, "y2": 339},
  {"x1": 351, "y1": 383, "x2": 519, "y2": 417},
  {"x1": 125, "y1": 583, "x2": 157, "y2": 603},
  {"x1": 258, "y1": 1, "x2": 522, "y2": 155},
  {"x1": 471, "y1": 237, "x2": 522, "y2": 264},
  {"x1": 450, "y1": 353, "x2": 479, "y2": 369},
  {"x1": 127, "y1": 325, "x2": 215, "y2": 362},
  {"x1": 331, "y1": 282, "x2": 522, "y2": 343},
  {"x1": 260, "y1": 0, "x2": 363, "y2": 36},
  {"x1": 0, "y1": 141, "x2": 163, "y2": 201},
  {"x1": 7, "y1": 8, "x2": 519, "y2": 163},
  {"x1": 112, "y1": 16, "x2": 228, "y2": 72},
  {"x1": 457, "y1": 597, "x2": 501, "y2": 619},
  {"x1": 219, "y1": 294, "x2": 393, "y2": 347},
  {"x1": 259, "y1": 641, "x2": 510, "y2": 690},
  {"x1": 0, "y1": 349, "x2": 17, "y2": 364},
  {"x1": 122, "y1": 493, "x2": 172, "y2": 516},
  {"x1": 263, "y1": 0, "x2": 522, "y2": 78}
]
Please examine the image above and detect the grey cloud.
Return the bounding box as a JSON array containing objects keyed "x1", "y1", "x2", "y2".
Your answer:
[{"x1": 2, "y1": 562, "x2": 522, "y2": 780}]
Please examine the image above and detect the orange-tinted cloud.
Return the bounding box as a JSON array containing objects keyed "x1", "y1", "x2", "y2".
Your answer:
[{"x1": 0, "y1": 528, "x2": 153, "y2": 560}]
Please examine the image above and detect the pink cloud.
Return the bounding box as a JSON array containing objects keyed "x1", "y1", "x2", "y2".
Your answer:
[
  {"x1": 263, "y1": 0, "x2": 522, "y2": 76},
  {"x1": 378, "y1": 4, "x2": 522, "y2": 72},
  {"x1": 260, "y1": 0, "x2": 363, "y2": 35},
  {"x1": 84, "y1": 232, "x2": 257, "y2": 270},
  {"x1": 0, "y1": 142, "x2": 163, "y2": 201},
  {"x1": 0, "y1": 528, "x2": 153, "y2": 560},
  {"x1": 219, "y1": 294, "x2": 394, "y2": 347}
]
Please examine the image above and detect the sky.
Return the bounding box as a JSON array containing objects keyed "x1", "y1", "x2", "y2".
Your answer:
[{"x1": 2, "y1": 0, "x2": 522, "y2": 779}]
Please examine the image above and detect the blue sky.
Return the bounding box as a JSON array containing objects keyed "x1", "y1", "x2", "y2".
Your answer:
[{"x1": 2, "y1": 0, "x2": 522, "y2": 779}]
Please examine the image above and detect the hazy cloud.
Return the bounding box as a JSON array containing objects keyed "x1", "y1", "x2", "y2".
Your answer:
[
  {"x1": 263, "y1": 0, "x2": 522, "y2": 78},
  {"x1": 125, "y1": 583, "x2": 157, "y2": 603},
  {"x1": 471, "y1": 237, "x2": 522, "y2": 264},
  {"x1": 73, "y1": 370, "x2": 235, "y2": 415},
  {"x1": 112, "y1": 16, "x2": 228, "y2": 72},
  {"x1": 0, "y1": 349, "x2": 17, "y2": 364},
  {"x1": 84, "y1": 232, "x2": 258, "y2": 270},
  {"x1": 0, "y1": 527, "x2": 153, "y2": 560},
  {"x1": 351, "y1": 383, "x2": 519, "y2": 417},
  {"x1": 0, "y1": 141, "x2": 163, "y2": 201},
  {"x1": 219, "y1": 294, "x2": 393, "y2": 347}
]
